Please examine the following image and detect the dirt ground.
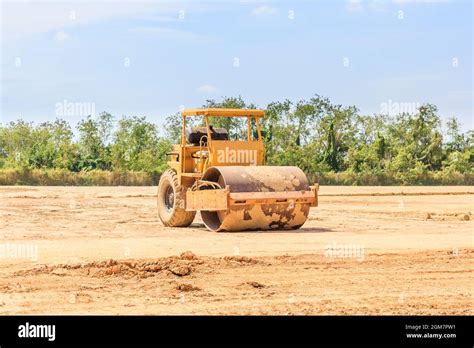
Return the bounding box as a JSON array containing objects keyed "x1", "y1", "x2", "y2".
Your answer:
[{"x1": 0, "y1": 186, "x2": 472, "y2": 315}]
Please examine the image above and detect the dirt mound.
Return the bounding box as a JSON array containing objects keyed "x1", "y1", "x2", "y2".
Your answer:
[
  {"x1": 174, "y1": 283, "x2": 200, "y2": 292},
  {"x1": 17, "y1": 253, "x2": 206, "y2": 279},
  {"x1": 421, "y1": 211, "x2": 471, "y2": 221},
  {"x1": 245, "y1": 281, "x2": 266, "y2": 288},
  {"x1": 180, "y1": 251, "x2": 198, "y2": 260},
  {"x1": 15, "y1": 251, "x2": 263, "y2": 280},
  {"x1": 223, "y1": 256, "x2": 258, "y2": 264},
  {"x1": 460, "y1": 214, "x2": 470, "y2": 221},
  {"x1": 85, "y1": 256, "x2": 200, "y2": 278}
]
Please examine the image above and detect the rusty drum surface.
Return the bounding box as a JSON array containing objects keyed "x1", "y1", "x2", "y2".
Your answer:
[{"x1": 200, "y1": 166, "x2": 312, "y2": 232}]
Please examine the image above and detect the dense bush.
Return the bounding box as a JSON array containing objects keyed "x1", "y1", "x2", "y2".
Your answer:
[
  {"x1": 0, "y1": 112, "x2": 172, "y2": 175},
  {"x1": 0, "y1": 168, "x2": 158, "y2": 186},
  {"x1": 0, "y1": 96, "x2": 472, "y2": 185}
]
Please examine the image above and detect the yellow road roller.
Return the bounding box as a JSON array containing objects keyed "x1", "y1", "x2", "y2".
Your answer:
[{"x1": 157, "y1": 108, "x2": 318, "y2": 231}]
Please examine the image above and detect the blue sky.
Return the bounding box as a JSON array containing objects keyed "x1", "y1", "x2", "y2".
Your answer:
[{"x1": 1, "y1": 0, "x2": 472, "y2": 133}]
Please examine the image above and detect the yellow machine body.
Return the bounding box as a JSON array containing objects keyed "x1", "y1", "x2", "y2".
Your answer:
[{"x1": 163, "y1": 108, "x2": 318, "y2": 232}]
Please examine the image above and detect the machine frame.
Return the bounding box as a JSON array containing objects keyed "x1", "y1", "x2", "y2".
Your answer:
[
  {"x1": 164, "y1": 108, "x2": 318, "y2": 213},
  {"x1": 167, "y1": 108, "x2": 265, "y2": 187}
]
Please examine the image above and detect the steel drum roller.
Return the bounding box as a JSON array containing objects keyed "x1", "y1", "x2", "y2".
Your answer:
[{"x1": 200, "y1": 166, "x2": 313, "y2": 232}]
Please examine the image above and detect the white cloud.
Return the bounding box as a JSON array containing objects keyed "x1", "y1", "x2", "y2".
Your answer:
[
  {"x1": 134, "y1": 15, "x2": 180, "y2": 23},
  {"x1": 345, "y1": 0, "x2": 450, "y2": 13},
  {"x1": 54, "y1": 31, "x2": 71, "y2": 42},
  {"x1": 368, "y1": 0, "x2": 387, "y2": 11},
  {"x1": 1, "y1": 2, "x2": 185, "y2": 40},
  {"x1": 128, "y1": 27, "x2": 213, "y2": 43},
  {"x1": 148, "y1": 15, "x2": 179, "y2": 22},
  {"x1": 251, "y1": 5, "x2": 277, "y2": 17},
  {"x1": 197, "y1": 84, "x2": 218, "y2": 93},
  {"x1": 346, "y1": 0, "x2": 363, "y2": 11},
  {"x1": 393, "y1": 0, "x2": 451, "y2": 4}
]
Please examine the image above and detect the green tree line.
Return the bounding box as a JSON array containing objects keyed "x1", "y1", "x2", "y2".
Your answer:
[
  {"x1": 0, "y1": 95, "x2": 472, "y2": 185},
  {"x1": 0, "y1": 113, "x2": 171, "y2": 174}
]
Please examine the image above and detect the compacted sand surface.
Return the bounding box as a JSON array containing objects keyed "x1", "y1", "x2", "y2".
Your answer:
[{"x1": 0, "y1": 186, "x2": 472, "y2": 314}]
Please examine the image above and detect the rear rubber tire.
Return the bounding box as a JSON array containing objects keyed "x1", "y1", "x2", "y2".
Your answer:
[{"x1": 157, "y1": 169, "x2": 196, "y2": 227}]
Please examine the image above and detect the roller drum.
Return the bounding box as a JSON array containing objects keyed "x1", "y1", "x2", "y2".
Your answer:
[{"x1": 200, "y1": 166, "x2": 312, "y2": 232}]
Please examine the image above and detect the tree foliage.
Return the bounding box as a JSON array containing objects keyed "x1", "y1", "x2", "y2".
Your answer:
[{"x1": 0, "y1": 95, "x2": 472, "y2": 185}]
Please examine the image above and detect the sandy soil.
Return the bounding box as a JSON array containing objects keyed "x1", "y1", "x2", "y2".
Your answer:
[{"x1": 0, "y1": 186, "x2": 472, "y2": 315}]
